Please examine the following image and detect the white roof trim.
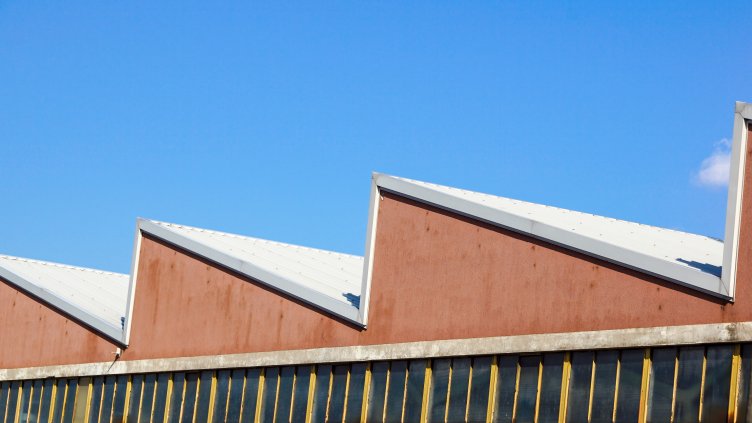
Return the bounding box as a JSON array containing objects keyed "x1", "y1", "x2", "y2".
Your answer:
[
  {"x1": 0, "y1": 258, "x2": 126, "y2": 345},
  {"x1": 721, "y1": 101, "x2": 751, "y2": 299},
  {"x1": 134, "y1": 219, "x2": 363, "y2": 327}
]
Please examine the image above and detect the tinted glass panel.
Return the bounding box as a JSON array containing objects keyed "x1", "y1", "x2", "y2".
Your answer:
[
  {"x1": 345, "y1": 363, "x2": 367, "y2": 423},
  {"x1": 466, "y1": 357, "x2": 492, "y2": 423},
  {"x1": 153, "y1": 373, "x2": 171, "y2": 423},
  {"x1": 29, "y1": 379, "x2": 43, "y2": 423},
  {"x1": 212, "y1": 370, "x2": 231, "y2": 423},
  {"x1": 226, "y1": 369, "x2": 246, "y2": 423},
  {"x1": 702, "y1": 345, "x2": 733, "y2": 422},
  {"x1": 194, "y1": 371, "x2": 213, "y2": 423},
  {"x1": 311, "y1": 365, "x2": 332, "y2": 423},
  {"x1": 538, "y1": 353, "x2": 564, "y2": 423},
  {"x1": 647, "y1": 348, "x2": 676, "y2": 422},
  {"x1": 615, "y1": 349, "x2": 643, "y2": 423},
  {"x1": 72, "y1": 378, "x2": 90, "y2": 423},
  {"x1": 127, "y1": 375, "x2": 143, "y2": 423},
  {"x1": 566, "y1": 351, "x2": 593, "y2": 422},
  {"x1": 492, "y1": 356, "x2": 518, "y2": 423},
  {"x1": 180, "y1": 373, "x2": 199, "y2": 423},
  {"x1": 367, "y1": 362, "x2": 389, "y2": 423},
  {"x1": 275, "y1": 366, "x2": 295, "y2": 423},
  {"x1": 140, "y1": 374, "x2": 157, "y2": 423},
  {"x1": 52, "y1": 379, "x2": 67, "y2": 422},
  {"x1": 328, "y1": 365, "x2": 349, "y2": 423},
  {"x1": 403, "y1": 360, "x2": 427, "y2": 423},
  {"x1": 385, "y1": 361, "x2": 407, "y2": 423},
  {"x1": 674, "y1": 347, "x2": 704, "y2": 423},
  {"x1": 428, "y1": 359, "x2": 450, "y2": 423},
  {"x1": 19, "y1": 381, "x2": 32, "y2": 423},
  {"x1": 168, "y1": 373, "x2": 186, "y2": 423},
  {"x1": 0, "y1": 382, "x2": 8, "y2": 423},
  {"x1": 240, "y1": 369, "x2": 261, "y2": 423},
  {"x1": 38, "y1": 379, "x2": 55, "y2": 423},
  {"x1": 7, "y1": 381, "x2": 20, "y2": 423},
  {"x1": 260, "y1": 367, "x2": 279, "y2": 423},
  {"x1": 447, "y1": 357, "x2": 471, "y2": 422},
  {"x1": 590, "y1": 350, "x2": 618, "y2": 423},
  {"x1": 515, "y1": 356, "x2": 540, "y2": 423},
  {"x1": 291, "y1": 367, "x2": 311, "y2": 422},
  {"x1": 88, "y1": 377, "x2": 104, "y2": 423}
]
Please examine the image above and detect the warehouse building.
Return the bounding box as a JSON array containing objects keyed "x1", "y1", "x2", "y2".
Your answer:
[{"x1": 0, "y1": 102, "x2": 751, "y2": 422}]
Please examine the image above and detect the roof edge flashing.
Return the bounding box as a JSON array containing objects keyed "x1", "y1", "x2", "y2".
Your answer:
[{"x1": 136, "y1": 219, "x2": 364, "y2": 327}]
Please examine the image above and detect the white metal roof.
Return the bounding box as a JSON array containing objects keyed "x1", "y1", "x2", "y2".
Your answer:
[
  {"x1": 372, "y1": 174, "x2": 728, "y2": 298},
  {"x1": 136, "y1": 219, "x2": 364, "y2": 324},
  {"x1": 0, "y1": 255, "x2": 129, "y2": 343}
]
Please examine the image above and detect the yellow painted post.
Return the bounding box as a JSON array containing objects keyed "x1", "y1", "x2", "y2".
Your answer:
[
  {"x1": 342, "y1": 367, "x2": 351, "y2": 423},
  {"x1": 207, "y1": 372, "x2": 218, "y2": 423},
  {"x1": 587, "y1": 354, "x2": 596, "y2": 423},
  {"x1": 671, "y1": 351, "x2": 679, "y2": 423},
  {"x1": 511, "y1": 359, "x2": 521, "y2": 422},
  {"x1": 534, "y1": 357, "x2": 543, "y2": 423},
  {"x1": 421, "y1": 360, "x2": 433, "y2": 423},
  {"x1": 361, "y1": 364, "x2": 373, "y2": 423},
  {"x1": 443, "y1": 362, "x2": 452, "y2": 423},
  {"x1": 48, "y1": 381, "x2": 58, "y2": 423},
  {"x1": 122, "y1": 377, "x2": 132, "y2": 423},
  {"x1": 305, "y1": 366, "x2": 317, "y2": 423},
  {"x1": 558, "y1": 352, "x2": 572, "y2": 423},
  {"x1": 464, "y1": 362, "x2": 474, "y2": 423},
  {"x1": 163, "y1": 374, "x2": 175, "y2": 423},
  {"x1": 699, "y1": 348, "x2": 707, "y2": 422},
  {"x1": 612, "y1": 353, "x2": 621, "y2": 423},
  {"x1": 84, "y1": 378, "x2": 94, "y2": 423},
  {"x1": 254, "y1": 369, "x2": 265, "y2": 423},
  {"x1": 325, "y1": 367, "x2": 334, "y2": 423},
  {"x1": 728, "y1": 344, "x2": 742, "y2": 423},
  {"x1": 486, "y1": 357, "x2": 499, "y2": 423},
  {"x1": 637, "y1": 349, "x2": 651, "y2": 423}
]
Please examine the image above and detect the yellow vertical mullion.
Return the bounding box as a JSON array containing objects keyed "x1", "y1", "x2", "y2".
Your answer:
[
  {"x1": 612, "y1": 353, "x2": 621, "y2": 423},
  {"x1": 122, "y1": 376, "x2": 132, "y2": 422},
  {"x1": 465, "y1": 361, "x2": 474, "y2": 423},
  {"x1": 511, "y1": 358, "x2": 521, "y2": 423},
  {"x1": 486, "y1": 357, "x2": 499, "y2": 423},
  {"x1": 84, "y1": 378, "x2": 94, "y2": 423},
  {"x1": 362, "y1": 363, "x2": 373, "y2": 423},
  {"x1": 443, "y1": 362, "x2": 452, "y2": 423},
  {"x1": 289, "y1": 369, "x2": 297, "y2": 423},
  {"x1": 728, "y1": 344, "x2": 742, "y2": 423},
  {"x1": 236, "y1": 371, "x2": 248, "y2": 423},
  {"x1": 271, "y1": 370, "x2": 281, "y2": 423},
  {"x1": 534, "y1": 357, "x2": 544, "y2": 423},
  {"x1": 637, "y1": 349, "x2": 651, "y2": 423},
  {"x1": 670, "y1": 351, "x2": 680, "y2": 423},
  {"x1": 207, "y1": 372, "x2": 218, "y2": 423},
  {"x1": 254, "y1": 369, "x2": 265, "y2": 423},
  {"x1": 401, "y1": 364, "x2": 410, "y2": 423},
  {"x1": 342, "y1": 367, "x2": 351, "y2": 423},
  {"x1": 699, "y1": 348, "x2": 708, "y2": 423},
  {"x1": 163, "y1": 374, "x2": 174, "y2": 423},
  {"x1": 558, "y1": 352, "x2": 572, "y2": 423},
  {"x1": 305, "y1": 366, "x2": 317, "y2": 423},
  {"x1": 176, "y1": 375, "x2": 188, "y2": 423},
  {"x1": 48, "y1": 381, "x2": 58, "y2": 423},
  {"x1": 587, "y1": 355, "x2": 596, "y2": 423},
  {"x1": 325, "y1": 368, "x2": 334, "y2": 423},
  {"x1": 421, "y1": 360, "x2": 433, "y2": 423},
  {"x1": 12, "y1": 382, "x2": 22, "y2": 423}
]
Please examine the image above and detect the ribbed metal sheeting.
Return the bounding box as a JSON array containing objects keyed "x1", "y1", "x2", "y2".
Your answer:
[{"x1": 2, "y1": 343, "x2": 752, "y2": 422}]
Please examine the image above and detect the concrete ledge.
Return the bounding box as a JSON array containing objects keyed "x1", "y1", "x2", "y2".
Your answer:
[{"x1": 3, "y1": 321, "x2": 752, "y2": 381}]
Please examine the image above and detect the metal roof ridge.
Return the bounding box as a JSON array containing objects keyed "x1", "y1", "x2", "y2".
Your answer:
[{"x1": 0, "y1": 254, "x2": 129, "y2": 278}]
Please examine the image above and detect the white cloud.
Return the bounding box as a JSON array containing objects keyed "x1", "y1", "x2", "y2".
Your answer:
[{"x1": 695, "y1": 139, "x2": 731, "y2": 188}]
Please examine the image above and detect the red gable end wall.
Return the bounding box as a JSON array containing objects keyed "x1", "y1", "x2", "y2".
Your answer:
[{"x1": 0, "y1": 280, "x2": 118, "y2": 369}]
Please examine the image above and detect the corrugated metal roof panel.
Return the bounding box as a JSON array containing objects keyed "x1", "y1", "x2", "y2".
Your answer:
[{"x1": 0, "y1": 255, "x2": 129, "y2": 342}]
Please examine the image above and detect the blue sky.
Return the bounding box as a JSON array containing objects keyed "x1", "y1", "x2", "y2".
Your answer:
[{"x1": 1, "y1": 2, "x2": 750, "y2": 273}]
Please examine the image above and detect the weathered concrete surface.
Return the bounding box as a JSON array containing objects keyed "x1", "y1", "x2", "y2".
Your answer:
[{"x1": 0, "y1": 280, "x2": 118, "y2": 368}]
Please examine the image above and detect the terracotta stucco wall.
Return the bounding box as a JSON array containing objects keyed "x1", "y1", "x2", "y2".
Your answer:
[
  {"x1": 0, "y1": 280, "x2": 118, "y2": 369},
  {"x1": 122, "y1": 124, "x2": 752, "y2": 361}
]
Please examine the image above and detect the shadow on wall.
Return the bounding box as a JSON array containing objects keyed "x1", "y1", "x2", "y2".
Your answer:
[{"x1": 676, "y1": 258, "x2": 722, "y2": 277}]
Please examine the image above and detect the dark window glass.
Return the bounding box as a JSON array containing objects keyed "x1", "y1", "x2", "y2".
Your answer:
[
  {"x1": 566, "y1": 351, "x2": 593, "y2": 422},
  {"x1": 466, "y1": 356, "x2": 492, "y2": 423},
  {"x1": 240, "y1": 369, "x2": 261, "y2": 423},
  {"x1": 212, "y1": 370, "x2": 231, "y2": 423},
  {"x1": 72, "y1": 378, "x2": 90, "y2": 423},
  {"x1": 590, "y1": 350, "x2": 618, "y2": 423},
  {"x1": 127, "y1": 374, "x2": 143, "y2": 423},
  {"x1": 7, "y1": 381, "x2": 20, "y2": 423},
  {"x1": 194, "y1": 371, "x2": 213, "y2": 423},
  {"x1": 311, "y1": 365, "x2": 332, "y2": 423},
  {"x1": 538, "y1": 353, "x2": 564, "y2": 423},
  {"x1": 260, "y1": 367, "x2": 279, "y2": 423},
  {"x1": 385, "y1": 361, "x2": 407, "y2": 423},
  {"x1": 345, "y1": 363, "x2": 367, "y2": 423},
  {"x1": 367, "y1": 362, "x2": 389, "y2": 423},
  {"x1": 226, "y1": 369, "x2": 246, "y2": 423},
  {"x1": 647, "y1": 347, "x2": 676, "y2": 422},
  {"x1": 492, "y1": 356, "x2": 518, "y2": 423},
  {"x1": 167, "y1": 373, "x2": 186, "y2": 423},
  {"x1": 180, "y1": 373, "x2": 199, "y2": 423},
  {"x1": 140, "y1": 374, "x2": 157, "y2": 423},
  {"x1": 275, "y1": 366, "x2": 295, "y2": 423},
  {"x1": 428, "y1": 359, "x2": 450, "y2": 423},
  {"x1": 39, "y1": 379, "x2": 55, "y2": 423},
  {"x1": 152, "y1": 373, "x2": 170, "y2": 423},
  {"x1": 674, "y1": 347, "x2": 704, "y2": 423},
  {"x1": 515, "y1": 356, "x2": 540, "y2": 423},
  {"x1": 702, "y1": 345, "x2": 733, "y2": 422},
  {"x1": 737, "y1": 344, "x2": 752, "y2": 423},
  {"x1": 20, "y1": 380, "x2": 32, "y2": 423},
  {"x1": 403, "y1": 360, "x2": 427, "y2": 423},
  {"x1": 88, "y1": 377, "x2": 104, "y2": 423},
  {"x1": 328, "y1": 365, "x2": 349, "y2": 423},
  {"x1": 52, "y1": 379, "x2": 67, "y2": 422},
  {"x1": 614, "y1": 349, "x2": 644, "y2": 423},
  {"x1": 447, "y1": 357, "x2": 471, "y2": 422},
  {"x1": 291, "y1": 366, "x2": 311, "y2": 422},
  {"x1": 0, "y1": 381, "x2": 8, "y2": 423},
  {"x1": 29, "y1": 379, "x2": 44, "y2": 423},
  {"x1": 61, "y1": 379, "x2": 78, "y2": 423}
]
